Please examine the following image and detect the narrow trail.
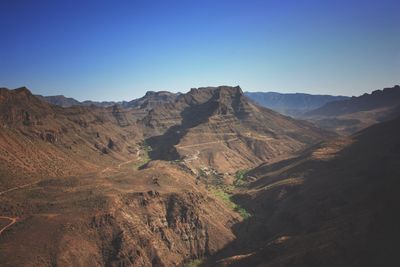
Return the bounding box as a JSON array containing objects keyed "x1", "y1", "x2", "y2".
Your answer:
[
  {"x1": 100, "y1": 158, "x2": 139, "y2": 176},
  {"x1": 0, "y1": 216, "x2": 18, "y2": 236},
  {"x1": 176, "y1": 138, "x2": 239, "y2": 149},
  {"x1": 0, "y1": 180, "x2": 40, "y2": 196},
  {"x1": 183, "y1": 150, "x2": 200, "y2": 163},
  {"x1": 117, "y1": 159, "x2": 136, "y2": 169}
]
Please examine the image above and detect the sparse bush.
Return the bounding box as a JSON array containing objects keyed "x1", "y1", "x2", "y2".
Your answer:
[{"x1": 234, "y1": 169, "x2": 248, "y2": 186}]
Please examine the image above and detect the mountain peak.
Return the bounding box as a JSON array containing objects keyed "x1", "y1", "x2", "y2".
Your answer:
[
  {"x1": 14, "y1": 86, "x2": 33, "y2": 96},
  {"x1": 0, "y1": 86, "x2": 32, "y2": 96},
  {"x1": 190, "y1": 85, "x2": 243, "y2": 95},
  {"x1": 0, "y1": 87, "x2": 35, "y2": 102}
]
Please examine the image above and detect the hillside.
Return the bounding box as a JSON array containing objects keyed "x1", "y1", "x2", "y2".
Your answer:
[
  {"x1": 304, "y1": 85, "x2": 400, "y2": 135},
  {"x1": 244, "y1": 91, "x2": 348, "y2": 117},
  {"x1": 0, "y1": 87, "x2": 145, "y2": 189},
  {"x1": 209, "y1": 116, "x2": 400, "y2": 266},
  {"x1": 0, "y1": 87, "x2": 240, "y2": 266},
  {"x1": 142, "y1": 86, "x2": 333, "y2": 173}
]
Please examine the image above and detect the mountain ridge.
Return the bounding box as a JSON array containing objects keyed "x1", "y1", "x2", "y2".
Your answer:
[{"x1": 304, "y1": 85, "x2": 400, "y2": 135}]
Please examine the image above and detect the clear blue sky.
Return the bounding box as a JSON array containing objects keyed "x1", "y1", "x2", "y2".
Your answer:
[{"x1": 1, "y1": 0, "x2": 399, "y2": 101}]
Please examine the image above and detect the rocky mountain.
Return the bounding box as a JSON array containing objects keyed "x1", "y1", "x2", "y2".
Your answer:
[
  {"x1": 0, "y1": 85, "x2": 333, "y2": 266},
  {"x1": 142, "y1": 86, "x2": 333, "y2": 173},
  {"x1": 1, "y1": 85, "x2": 398, "y2": 266},
  {"x1": 304, "y1": 85, "x2": 400, "y2": 135},
  {"x1": 0, "y1": 87, "x2": 240, "y2": 266},
  {"x1": 244, "y1": 91, "x2": 349, "y2": 117},
  {"x1": 209, "y1": 115, "x2": 400, "y2": 266}
]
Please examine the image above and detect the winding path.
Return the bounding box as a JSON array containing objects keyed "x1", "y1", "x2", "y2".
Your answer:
[
  {"x1": 0, "y1": 216, "x2": 18, "y2": 236},
  {"x1": 176, "y1": 137, "x2": 239, "y2": 149},
  {"x1": 0, "y1": 180, "x2": 40, "y2": 196}
]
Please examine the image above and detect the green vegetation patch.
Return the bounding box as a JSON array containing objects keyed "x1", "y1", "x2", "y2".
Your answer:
[
  {"x1": 210, "y1": 187, "x2": 251, "y2": 220},
  {"x1": 234, "y1": 169, "x2": 248, "y2": 187},
  {"x1": 183, "y1": 259, "x2": 204, "y2": 267},
  {"x1": 133, "y1": 141, "x2": 152, "y2": 169}
]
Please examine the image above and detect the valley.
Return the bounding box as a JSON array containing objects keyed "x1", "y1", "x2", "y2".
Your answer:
[
  {"x1": 2, "y1": 1, "x2": 398, "y2": 265},
  {"x1": 0, "y1": 85, "x2": 399, "y2": 266}
]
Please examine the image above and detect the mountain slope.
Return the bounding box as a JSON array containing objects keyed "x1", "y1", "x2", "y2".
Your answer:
[
  {"x1": 141, "y1": 86, "x2": 332, "y2": 173},
  {"x1": 210, "y1": 116, "x2": 400, "y2": 266},
  {"x1": 0, "y1": 87, "x2": 144, "y2": 188},
  {"x1": 244, "y1": 91, "x2": 348, "y2": 117},
  {"x1": 0, "y1": 88, "x2": 242, "y2": 266}
]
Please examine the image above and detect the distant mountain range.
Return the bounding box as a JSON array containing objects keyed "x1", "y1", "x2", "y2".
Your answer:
[
  {"x1": 244, "y1": 91, "x2": 349, "y2": 117},
  {"x1": 306, "y1": 85, "x2": 400, "y2": 117},
  {"x1": 35, "y1": 91, "x2": 180, "y2": 109},
  {"x1": 36, "y1": 86, "x2": 400, "y2": 136},
  {"x1": 38, "y1": 91, "x2": 349, "y2": 116},
  {"x1": 304, "y1": 85, "x2": 400, "y2": 135}
]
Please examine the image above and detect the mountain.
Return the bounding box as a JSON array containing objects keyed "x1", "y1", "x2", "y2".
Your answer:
[
  {"x1": 0, "y1": 87, "x2": 239, "y2": 266},
  {"x1": 304, "y1": 85, "x2": 400, "y2": 135},
  {"x1": 244, "y1": 91, "x2": 349, "y2": 117},
  {"x1": 143, "y1": 86, "x2": 333, "y2": 173},
  {"x1": 208, "y1": 115, "x2": 400, "y2": 266},
  {"x1": 0, "y1": 86, "x2": 332, "y2": 266}
]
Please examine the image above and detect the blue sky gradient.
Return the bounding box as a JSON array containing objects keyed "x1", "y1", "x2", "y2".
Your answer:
[{"x1": 1, "y1": 0, "x2": 399, "y2": 101}]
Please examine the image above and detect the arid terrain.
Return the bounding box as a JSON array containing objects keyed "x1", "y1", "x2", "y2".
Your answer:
[{"x1": 0, "y1": 85, "x2": 399, "y2": 266}]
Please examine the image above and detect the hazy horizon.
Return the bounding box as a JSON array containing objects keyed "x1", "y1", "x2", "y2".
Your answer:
[{"x1": 1, "y1": 0, "x2": 399, "y2": 101}]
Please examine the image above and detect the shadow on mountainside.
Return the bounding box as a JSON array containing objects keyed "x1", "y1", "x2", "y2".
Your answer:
[
  {"x1": 200, "y1": 117, "x2": 400, "y2": 267},
  {"x1": 145, "y1": 98, "x2": 221, "y2": 161}
]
